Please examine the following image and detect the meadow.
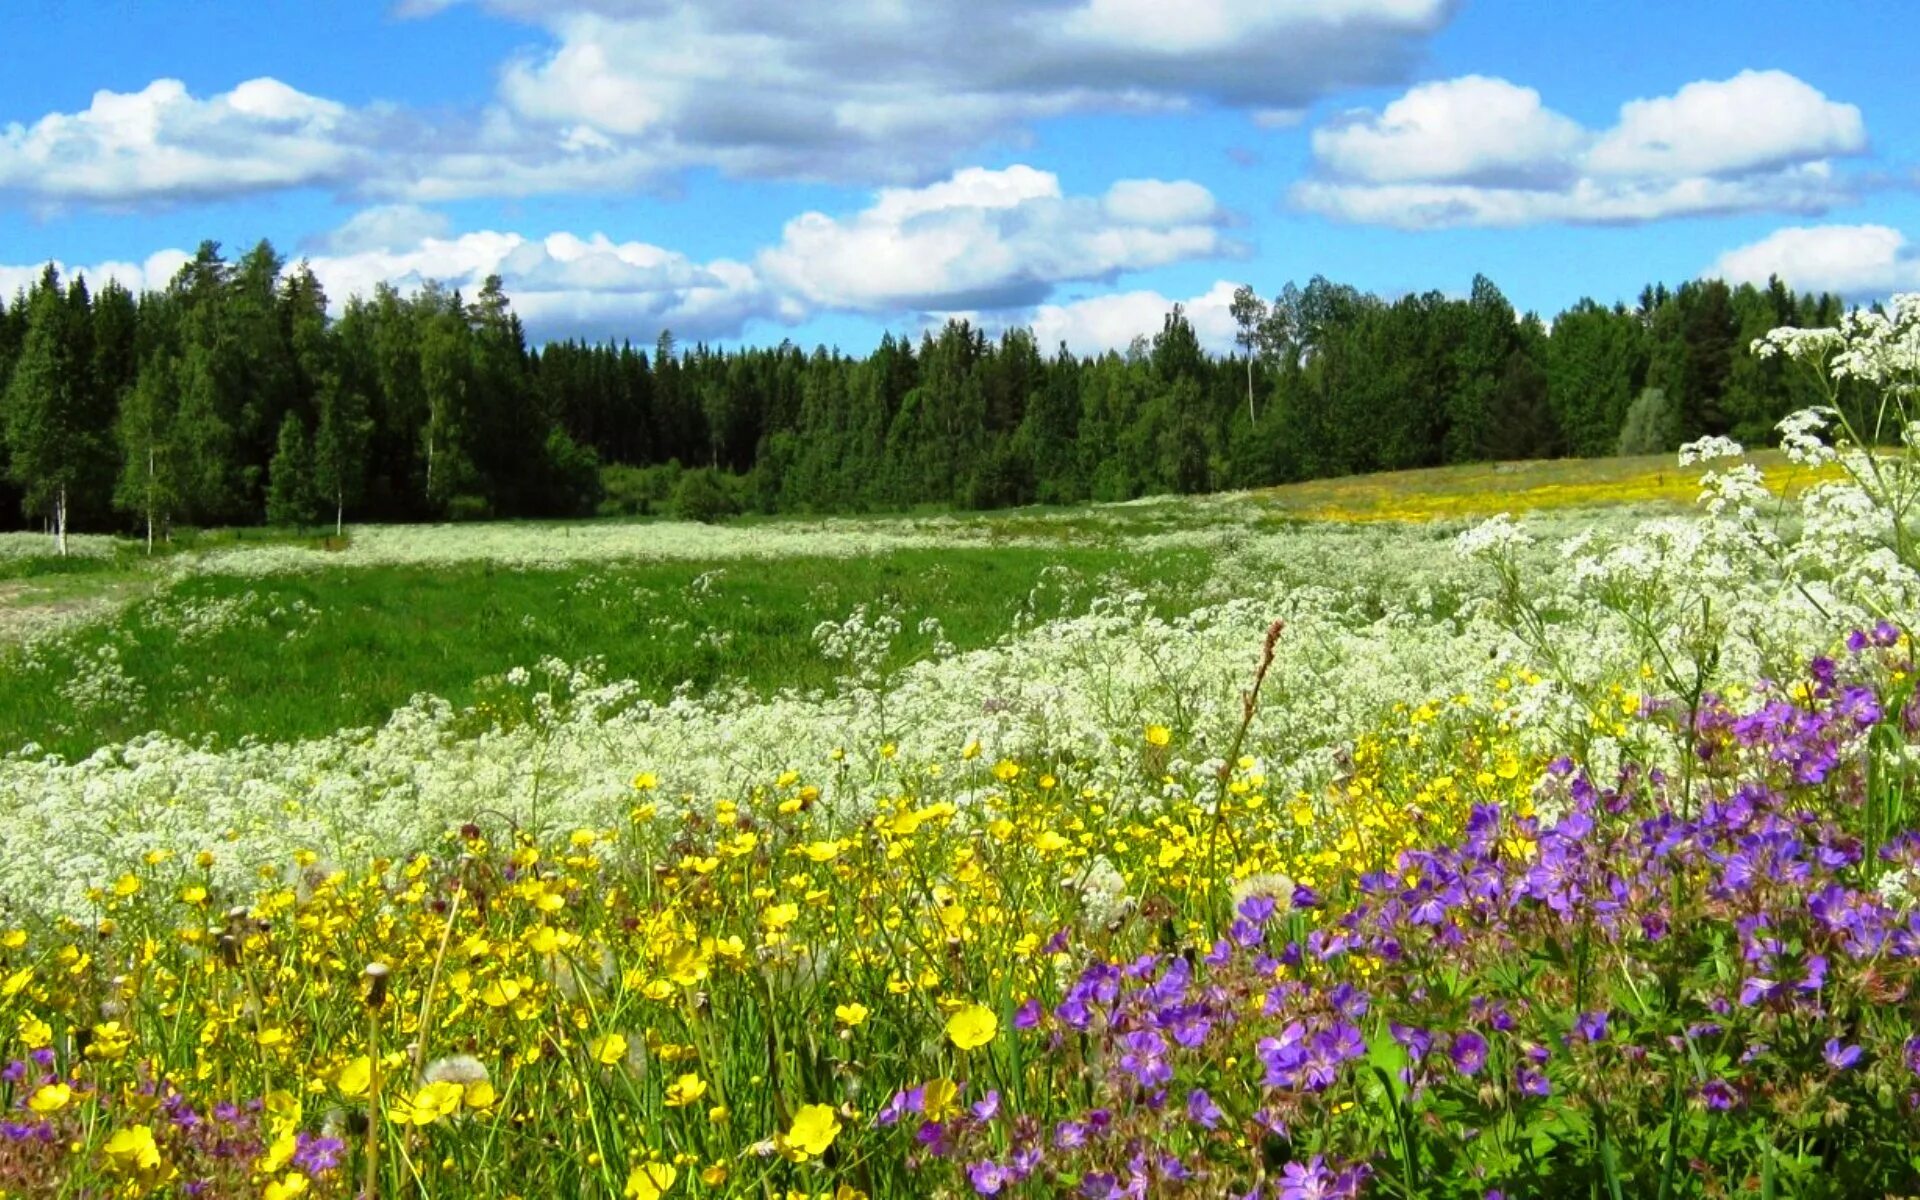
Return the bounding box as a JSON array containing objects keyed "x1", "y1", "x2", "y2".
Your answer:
[{"x1": 0, "y1": 304, "x2": 1917, "y2": 1198}]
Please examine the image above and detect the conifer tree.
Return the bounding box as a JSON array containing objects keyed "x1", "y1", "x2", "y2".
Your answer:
[
  {"x1": 266, "y1": 411, "x2": 317, "y2": 529},
  {"x1": 2, "y1": 268, "x2": 86, "y2": 554}
]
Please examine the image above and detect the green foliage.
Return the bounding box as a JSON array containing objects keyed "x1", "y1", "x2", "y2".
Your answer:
[
  {"x1": 1617, "y1": 386, "x2": 1676, "y2": 456},
  {"x1": 266, "y1": 412, "x2": 319, "y2": 529},
  {"x1": 669, "y1": 466, "x2": 742, "y2": 523},
  {"x1": 0, "y1": 247, "x2": 1856, "y2": 537}
]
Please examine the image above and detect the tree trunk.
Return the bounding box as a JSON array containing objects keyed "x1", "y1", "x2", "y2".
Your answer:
[
  {"x1": 1246, "y1": 359, "x2": 1256, "y2": 425},
  {"x1": 335, "y1": 491, "x2": 344, "y2": 539},
  {"x1": 145, "y1": 446, "x2": 156, "y2": 554},
  {"x1": 54, "y1": 486, "x2": 68, "y2": 557}
]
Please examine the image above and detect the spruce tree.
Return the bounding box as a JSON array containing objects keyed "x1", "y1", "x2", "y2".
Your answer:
[
  {"x1": 2, "y1": 269, "x2": 85, "y2": 554},
  {"x1": 266, "y1": 411, "x2": 317, "y2": 529}
]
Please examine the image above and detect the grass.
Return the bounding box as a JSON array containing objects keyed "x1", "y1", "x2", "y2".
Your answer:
[{"x1": 0, "y1": 544, "x2": 1208, "y2": 759}]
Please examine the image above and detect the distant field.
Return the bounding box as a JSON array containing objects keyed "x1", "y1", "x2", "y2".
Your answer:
[
  {"x1": 0, "y1": 449, "x2": 1846, "y2": 757},
  {"x1": 1262, "y1": 449, "x2": 1843, "y2": 521}
]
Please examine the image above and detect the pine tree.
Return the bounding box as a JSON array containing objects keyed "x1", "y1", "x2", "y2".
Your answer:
[{"x1": 266, "y1": 411, "x2": 317, "y2": 529}]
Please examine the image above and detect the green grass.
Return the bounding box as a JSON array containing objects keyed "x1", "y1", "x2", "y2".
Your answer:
[{"x1": 0, "y1": 544, "x2": 1207, "y2": 759}]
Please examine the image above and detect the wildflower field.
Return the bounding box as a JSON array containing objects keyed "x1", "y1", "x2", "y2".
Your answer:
[{"x1": 2, "y1": 305, "x2": 1919, "y2": 1199}]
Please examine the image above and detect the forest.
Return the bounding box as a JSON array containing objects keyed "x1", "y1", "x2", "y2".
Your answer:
[{"x1": 0, "y1": 238, "x2": 1848, "y2": 539}]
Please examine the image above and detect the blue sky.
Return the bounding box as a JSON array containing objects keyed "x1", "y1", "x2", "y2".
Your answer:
[{"x1": 2, "y1": 0, "x2": 1916, "y2": 353}]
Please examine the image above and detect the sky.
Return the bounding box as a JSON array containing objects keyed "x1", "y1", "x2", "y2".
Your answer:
[{"x1": 1, "y1": 0, "x2": 1917, "y2": 354}]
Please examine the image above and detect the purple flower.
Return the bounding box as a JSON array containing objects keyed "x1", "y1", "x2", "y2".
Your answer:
[
  {"x1": 1515, "y1": 1066, "x2": 1551, "y2": 1097},
  {"x1": 1699, "y1": 1079, "x2": 1740, "y2": 1110},
  {"x1": 968, "y1": 1160, "x2": 1008, "y2": 1195},
  {"x1": 1824, "y1": 1039, "x2": 1863, "y2": 1071},
  {"x1": 1449, "y1": 1031, "x2": 1489, "y2": 1076},
  {"x1": 1186, "y1": 1088, "x2": 1223, "y2": 1130},
  {"x1": 1573, "y1": 1011, "x2": 1608, "y2": 1044},
  {"x1": 877, "y1": 1087, "x2": 923, "y2": 1127},
  {"x1": 1013, "y1": 998, "x2": 1043, "y2": 1030},
  {"x1": 293, "y1": 1134, "x2": 345, "y2": 1175},
  {"x1": 971, "y1": 1090, "x2": 1001, "y2": 1121},
  {"x1": 1278, "y1": 1156, "x2": 1338, "y2": 1200}
]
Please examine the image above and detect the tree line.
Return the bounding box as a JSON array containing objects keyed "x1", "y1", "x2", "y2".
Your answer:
[{"x1": 0, "y1": 238, "x2": 1850, "y2": 544}]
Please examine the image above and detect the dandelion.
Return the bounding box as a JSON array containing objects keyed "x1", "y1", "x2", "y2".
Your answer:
[
  {"x1": 835, "y1": 1003, "x2": 870, "y2": 1027},
  {"x1": 1144, "y1": 724, "x2": 1172, "y2": 748}
]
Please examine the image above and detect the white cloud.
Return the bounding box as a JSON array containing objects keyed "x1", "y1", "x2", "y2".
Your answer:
[
  {"x1": 1588, "y1": 70, "x2": 1864, "y2": 179},
  {"x1": 311, "y1": 204, "x2": 452, "y2": 254},
  {"x1": 1312, "y1": 76, "x2": 1584, "y2": 186},
  {"x1": 0, "y1": 78, "x2": 363, "y2": 205},
  {"x1": 757, "y1": 166, "x2": 1238, "y2": 312},
  {"x1": 1297, "y1": 70, "x2": 1868, "y2": 228},
  {"x1": 1026, "y1": 280, "x2": 1244, "y2": 355},
  {"x1": 0, "y1": 249, "x2": 192, "y2": 299},
  {"x1": 431, "y1": 0, "x2": 1455, "y2": 184},
  {"x1": 5, "y1": 164, "x2": 1235, "y2": 341},
  {"x1": 1708, "y1": 224, "x2": 1920, "y2": 295},
  {"x1": 300, "y1": 226, "x2": 792, "y2": 341}
]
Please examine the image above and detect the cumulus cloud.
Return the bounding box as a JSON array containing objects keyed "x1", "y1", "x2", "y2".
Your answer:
[
  {"x1": 1297, "y1": 69, "x2": 1868, "y2": 228},
  {"x1": 308, "y1": 204, "x2": 453, "y2": 254},
  {"x1": 429, "y1": 0, "x2": 1456, "y2": 183},
  {"x1": 5, "y1": 163, "x2": 1228, "y2": 340},
  {"x1": 0, "y1": 78, "x2": 366, "y2": 205},
  {"x1": 757, "y1": 166, "x2": 1237, "y2": 312},
  {"x1": 299, "y1": 227, "x2": 794, "y2": 342},
  {"x1": 1708, "y1": 224, "x2": 1920, "y2": 296},
  {"x1": 1024, "y1": 280, "x2": 1245, "y2": 355},
  {"x1": 1311, "y1": 76, "x2": 1584, "y2": 187},
  {"x1": 0, "y1": 249, "x2": 192, "y2": 300}
]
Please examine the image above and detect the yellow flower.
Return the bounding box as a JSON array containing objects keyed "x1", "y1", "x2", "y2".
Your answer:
[
  {"x1": 784, "y1": 1104, "x2": 842, "y2": 1159},
  {"x1": 834, "y1": 1003, "x2": 869, "y2": 1027},
  {"x1": 394, "y1": 1081, "x2": 466, "y2": 1126},
  {"x1": 103, "y1": 1124, "x2": 162, "y2": 1173},
  {"x1": 945, "y1": 1004, "x2": 998, "y2": 1051},
  {"x1": 625, "y1": 1162, "x2": 677, "y2": 1199},
  {"x1": 590, "y1": 1033, "x2": 630, "y2": 1066},
  {"x1": 664, "y1": 1073, "x2": 708, "y2": 1108},
  {"x1": 27, "y1": 1083, "x2": 71, "y2": 1114},
  {"x1": 632, "y1": 772, "x2": 660, "y2": 791},
  {"x1": 264, "y1": 1172, "x2": 311, "y2": 1200},
  {"x1": 17, "y1": 1013, "x2": 51, "y2": 1050},
  {"x1": 920, "y1": 1078, "x2": 960, "y2": 1121},
  {"x1": 761, "y1": 903, "x2": 799, "y2": 931},
  {"x1": 112, "y1": 873, "x2": 141, "y2": 897},
  {"x1": 335, "y1": 1056, "x2": 372, "y2": 1098},
  {"x1": 479, "y1": 978, "x2": 523, "y2": 1008},
  {"x1": 1144, "y1": 724, "x2": 1172, "y2": 748},
  {"x1": 463, "y1": 1079, "x2": 498, "y2": 1110}
]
